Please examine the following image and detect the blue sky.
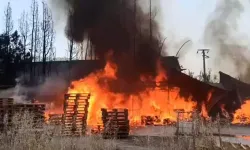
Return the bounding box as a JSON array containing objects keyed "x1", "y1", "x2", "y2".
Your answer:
[{"x1": 1, "y1": 0, "x2": 250, "y2": 76}]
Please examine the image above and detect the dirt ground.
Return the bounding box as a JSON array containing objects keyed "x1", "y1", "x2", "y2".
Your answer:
[
  {"x1": 130, "y1": 125, "x2": 250, "y2": 137},
  {"x1": 115, "y1": 136, "x2": 250, "y2": 150},
  {"x1": 114, "y1": 125, "x2": 250, "y2": 150}
]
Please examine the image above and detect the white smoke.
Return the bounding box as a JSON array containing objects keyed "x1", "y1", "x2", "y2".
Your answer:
[
  {"x1": 204, "y1": 0, "x2": 250, "y2": 81},
  {"x1": 0, "y1": 76, "x2": 68, "y2": 104}
]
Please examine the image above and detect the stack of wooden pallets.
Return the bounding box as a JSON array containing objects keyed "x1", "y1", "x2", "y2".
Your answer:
[
  {"x1": 91, "y1": 124, "x2": 103, "y2": 134},
  {"x1": 0, "y1": 98, "x2": 14, "y2": 106},
  {"x1": 0, "y1": 98, "x2": 45, "y2": 131},
  {"x1": 62, "y1": 93, "x2": 90, "y2": 136},
  {"x1": 101, "y1": 108, "x2": 130, "y2": 139},
  {"x1": 0, "y1": 98, "x2": 14, "y2": 131},
  {"x1": 48, "y1": 114, "x2": 63, "y2": 125},
  {"x1": 14, "y1": 104, "x2": 45, "y2": 124}
]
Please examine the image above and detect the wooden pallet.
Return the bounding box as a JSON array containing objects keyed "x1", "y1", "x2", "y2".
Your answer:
[
  {"x1": 48, "y1": 114, "x2": 63, "y2": 125},
  {"x1": 62, "y1": 93, "x2": 90, "y2": 136},
  {"x1": 0, "y1": 98, "x2": 14, "y2": 106},
  {"x1": 101, "y1": 108, "x2": 130, "y2": 139},
  {"x1": 141, "y1": 116, "x2": 162, "y2": 125},
  {"x1": 0, "y1": 103, "x2": 46, "y2": 131}
]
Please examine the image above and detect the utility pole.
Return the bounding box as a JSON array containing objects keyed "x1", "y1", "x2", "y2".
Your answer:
[
  {"x1": 149, "y1": 0, "x2": 152, "y2": 43},
  {"x1": 197, "y1": 49, "x2": 209, "y2": 82},
  {"x1": 134, "y1": 0, "x2": 137, "y2": 60}
]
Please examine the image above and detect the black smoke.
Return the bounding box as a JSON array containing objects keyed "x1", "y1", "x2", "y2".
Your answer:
[{"x1": 52, "y1": 0, "x2": 164, "y2": 86}]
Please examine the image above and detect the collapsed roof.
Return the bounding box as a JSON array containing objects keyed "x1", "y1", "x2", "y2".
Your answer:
[
  {"x1": 160, "y1": 57, "x2": 248, "y2": 116},
  {"x1": 219, "y1": 71, "x2": 250, "y2": 101}
]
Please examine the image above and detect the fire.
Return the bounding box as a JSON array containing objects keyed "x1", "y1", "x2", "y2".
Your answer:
[
  {"x1": 44, "y1": 102, "x2": 63, "y2": 122},
  {"x1": 200, "y1": 90, "x2": 213, "y2": 119},
  {"x1": 201, "y1": 102, "x2": 209, "y2": 118},
  {"x1": 232, "y1": 100, "x2": 250, "y2": 124},
  {"x1": 67, "y1": 57, "x2": 197, "y2": 126}
]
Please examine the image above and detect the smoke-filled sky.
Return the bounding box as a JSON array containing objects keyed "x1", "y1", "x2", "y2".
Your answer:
[{"x1": 1, "y1": 0, "x2": 250, "y2": 79}]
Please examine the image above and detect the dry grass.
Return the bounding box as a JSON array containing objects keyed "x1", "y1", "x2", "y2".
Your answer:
[
  {"x1": 0, "y1": 111, "x2": 230, "y2": 150},
  {"x1": 131, "y1": 135, "x2": 217, "y2": 150},
  {"x1": 0, "y1": 112, "x2": 118, "y2": 150}
]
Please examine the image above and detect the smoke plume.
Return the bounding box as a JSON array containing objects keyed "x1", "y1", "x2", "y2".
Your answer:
[
  {"x1": 51, "y1": 0, "x2": 163, "y2": 83},
  {"x1": 204, "y1": 0, "x2": 250, "y2": 82},
  {"x1": 0, "y1": 76, "x2": 68, "y2": 108}
]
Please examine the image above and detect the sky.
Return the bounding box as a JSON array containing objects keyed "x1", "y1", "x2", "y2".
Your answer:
[{"x1": 1, "y1": 0, "x2": 250, "y2": 77}]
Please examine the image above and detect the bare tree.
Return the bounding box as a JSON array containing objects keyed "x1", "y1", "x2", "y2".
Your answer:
[
  {"x1": 48, "y1": 21, "x2": 56, "y2": 62},
  {"x1": 81, "y1": 42, "x2": 86, "y2": 60},
  {"x1": 67, "y1": 8, "x2": 76, "y2": 62},
  {"x1": 34, "y1": 2, "x2": 41, "y2": 63},
  {"x1": 69, "y1": 39, "x2": 74, "y2": 61},
  {"x1": 66, "y1": 40, "x2": 81, "y2": 61},
  {"x1": 3, "y1": 2, "x2": 13, "y2": 54},
  {"x1": 28, "y1": 0, "x2": 41, "y2": 80},
  {"x1": 84, "y1": 36, "x2": 95, "y2": 60},
  {"x1": 36, "y1": 30, "x2": 42, "y2": 62},
  {"x1": 30, "y1": 0, "x2": 38, "y2": 60},
  {"x1": 18, "y1": 11, "x2": 30, "y2": 60},
  {"x1": 78, "y1": 42, "x2": 85, "y2": 60},
  {"x1": 41, "y1": 1, "x2": 55, "y2": 78},
  {"x1": 4, "y1": 2, "x2": 13, "y2": 36}
]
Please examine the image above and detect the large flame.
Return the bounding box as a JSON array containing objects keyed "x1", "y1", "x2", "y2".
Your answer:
[
  {"x1": 232, "y1": 100, "x2": 250, "y2": 124},
  {"x1": 67, "y1": 58, "x2": 197, "y2": 126}
]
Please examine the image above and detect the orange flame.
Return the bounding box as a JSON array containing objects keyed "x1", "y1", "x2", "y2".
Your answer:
[
  {"x1": 201, "y1": 102, "x2": 208, "y2": 118},
  {"x1": 44, "y1": 102, "x2": 63, "y2": 122},
  {"x1": 66, "y1": 59, "x2": 197, "y2": 126},
  {"x1": 232, "y1": 100, "x2": 250, "y2": 124},
  {"x1": 201, "y1": 91, "x2": 213, "y2": 119}
]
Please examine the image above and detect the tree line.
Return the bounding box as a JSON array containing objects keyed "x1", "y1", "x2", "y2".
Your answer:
[{"x1": 0, "y1": 1, "x2": 55, "y2": 86}]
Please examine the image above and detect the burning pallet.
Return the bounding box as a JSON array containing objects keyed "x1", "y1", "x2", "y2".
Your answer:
[
  {"x1": 62, "y1": 93, "x2": 90, "y2": 136},
  {"x1": 140, "y1": 116, "x2": 176, "y2": 126},
  {"x1": 0, "y1": 98, "x2": 45, "y2": 131},
  {"x1": 91, "y1": 124, "x2": 104, "y2": 134},
  {"x1": 101, "y1": 108, "x2": 130, "y2": 139},
  {"x1": 141, "y1": 116, "x2": 161, "y2": 125},
  {"x1": 48, "y1": 114, "x2": 63, "y2": 125},
  {"x1": 233, "y1": 115, "x2": 250, "y2": 125}
]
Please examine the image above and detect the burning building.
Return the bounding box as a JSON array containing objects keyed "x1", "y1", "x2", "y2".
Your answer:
[
  {"x1": 44, "y1": 56, "x2": 234, "y2": 127},
  {"x1": 20, "y1": 55, "x2": 250, "y2": 127},
  {"x1": 7, "y1": 0, "x2": 249, "y2": 129}
]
